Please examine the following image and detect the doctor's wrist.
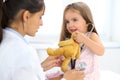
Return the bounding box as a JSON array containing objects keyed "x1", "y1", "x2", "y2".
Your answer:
[{"x1": 61, "y1": 77, "x2": 66, "y2": 80}]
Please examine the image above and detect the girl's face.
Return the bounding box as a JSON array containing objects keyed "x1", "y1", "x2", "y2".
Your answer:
[
  {"x1": 25, "y1": 10, "x2": 44, "y2": 36},
  {"x1": 65, "y1": 9, "x2": 88, "y2": 34}
]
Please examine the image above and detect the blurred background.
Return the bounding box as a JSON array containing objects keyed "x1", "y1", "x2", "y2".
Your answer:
[{"x1": 25, "y1": 0, "x2": 120, "y2": 79}]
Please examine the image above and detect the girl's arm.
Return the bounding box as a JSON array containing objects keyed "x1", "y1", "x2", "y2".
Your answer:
[
  {"x1": 83, "y1": 32, "x2": 104, "y2": 56},
  {"x1": 74, "y1": 31, "x2": 104, "y2": 56}
]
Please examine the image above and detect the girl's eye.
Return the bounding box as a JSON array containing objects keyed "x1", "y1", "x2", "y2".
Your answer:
[
  {"x1": 65, "y1": 20, "x2": 69, "y2": 24},
  {"x1": 73, "y1": 18, "x2": 77, "y2": 21}
]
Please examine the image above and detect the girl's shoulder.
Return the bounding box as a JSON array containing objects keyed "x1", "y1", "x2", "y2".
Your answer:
[
  {"x1": 90, "y1": 32, "x2": 98, "y2": 36},
  {"x1": 89, "y1": 32, "x2": 102, "y2": 43},
  {"x1": 87, "y1": 32, "x2": 98, "y2": 37}
]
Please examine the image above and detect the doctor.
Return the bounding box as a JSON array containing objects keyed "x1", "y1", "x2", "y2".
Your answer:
[{"x1": 0, "y1": 0, "x2": 84, "y2": 80}]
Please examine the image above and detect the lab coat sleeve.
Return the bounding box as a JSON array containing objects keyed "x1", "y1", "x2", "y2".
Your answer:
[{"x1": 12, "y1": 67, "x2": 40, "y2": 80}]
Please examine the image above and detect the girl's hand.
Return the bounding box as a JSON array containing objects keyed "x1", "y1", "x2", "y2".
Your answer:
[
  {"x1": 63, "y1": 69, "x2": 85, "y2": 80},
  {"x1": 74, "y1": 31, "x2": 87, "y2": 44}
]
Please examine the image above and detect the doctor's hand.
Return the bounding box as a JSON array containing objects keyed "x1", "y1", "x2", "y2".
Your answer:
[{"x1": 41, "y1": 56, "x2": 64, "y2": 71}]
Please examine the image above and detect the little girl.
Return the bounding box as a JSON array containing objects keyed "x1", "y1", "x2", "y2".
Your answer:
[
  {"x1": 47, "y1": 2, "x2": 104, "y2": 80},
  {"x1": 59, "y1": 1, "x2": 104, "y2": 80}
]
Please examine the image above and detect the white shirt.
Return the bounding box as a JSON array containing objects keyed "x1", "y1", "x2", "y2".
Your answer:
[{"x1": 0, "y1": 28, "x2": 45, "y2": 80}]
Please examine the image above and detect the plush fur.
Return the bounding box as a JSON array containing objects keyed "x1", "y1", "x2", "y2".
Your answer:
[{"x1": 47, "y1": 33, "x2": 80, "y2": 72}]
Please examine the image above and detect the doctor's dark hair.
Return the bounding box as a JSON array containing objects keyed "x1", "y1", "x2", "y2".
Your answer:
[
  {"x1": 60, "y1": 2, "x2": 98, "y2": 41},
  {"x1": 0, "y1": 0, "x2": 45, "y2": 43}
]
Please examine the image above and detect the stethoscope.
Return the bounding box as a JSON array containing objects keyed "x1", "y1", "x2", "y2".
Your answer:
[{"x1": 70, "y1": 23, "x2": 95, "y2": 70}]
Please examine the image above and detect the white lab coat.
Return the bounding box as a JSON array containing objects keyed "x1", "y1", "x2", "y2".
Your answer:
[{"x1": 0, "y1": 28, "x2": 46, "y2": 80}]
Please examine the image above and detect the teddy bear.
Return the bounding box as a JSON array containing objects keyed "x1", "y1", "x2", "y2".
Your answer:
[{"x1": 46, "y1": 33, "x2": 80, "y2": 72}]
